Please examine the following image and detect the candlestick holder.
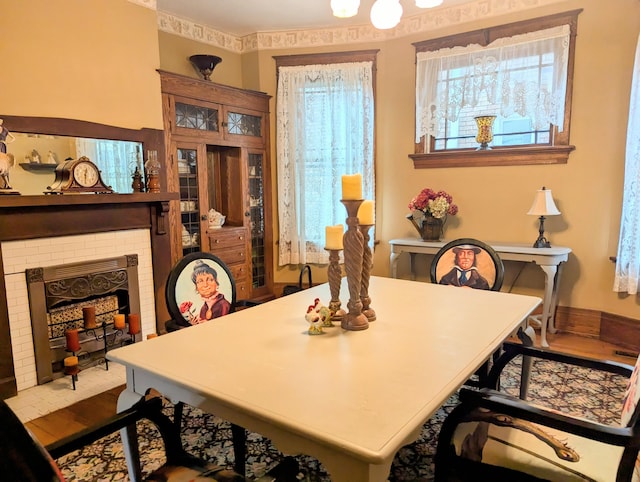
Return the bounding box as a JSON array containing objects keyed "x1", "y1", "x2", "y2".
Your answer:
[
  {"x1": 359, "y1": 224, "x2": 376, "y2": 322},
  {"x1": 325, "y1": 248, "x2": 346, "y2": 323},
  {"x1": 340, "y1": 199, "x2": 369, "y2": 331}
]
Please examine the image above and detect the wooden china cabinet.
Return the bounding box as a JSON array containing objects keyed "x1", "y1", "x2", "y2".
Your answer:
[{"x1": 159, "y1": 70, "x2": 273, "y2": 300}]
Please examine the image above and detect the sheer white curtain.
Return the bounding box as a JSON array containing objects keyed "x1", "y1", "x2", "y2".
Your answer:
[
  {"x1": 614, "y1": 34, "x2": 640, "y2": 295},
  {"x1": 415, "y1": 25, "x2": 570, "y2": 142},
  {"x1": 277, "y1": 61, "x2": 375, "y2": 265},
  {"x1": 75, "y1": 138, "x2": 139, "y2": 193}
]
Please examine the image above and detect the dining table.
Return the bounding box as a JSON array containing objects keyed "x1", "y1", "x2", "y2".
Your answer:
[{"x1": 108, "y1": 275, "x2": 541, "y2": 482}]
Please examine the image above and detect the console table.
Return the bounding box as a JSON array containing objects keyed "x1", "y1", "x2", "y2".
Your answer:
[{"x1": 389, "y1": 238, "x2": 571, "y2": 347}]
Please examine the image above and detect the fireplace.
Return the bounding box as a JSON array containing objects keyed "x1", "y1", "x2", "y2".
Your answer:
[
  {"x1": 26, "y1": 254, "x2": 142, "y2": 385},
  {"x1": 0, "y1": 193, "x2": 177, "y2": 398}
]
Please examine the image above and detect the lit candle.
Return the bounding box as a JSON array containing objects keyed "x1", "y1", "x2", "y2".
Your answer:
[
  {"x1": 358, "y1": 200, "x2": 375, "y2": 225},
  {"x1": 82, "y1": 306, "x2": 97, "y2": 329},
  {"x1": 128, "y1": 314, "x2": 141, "y2": 335},
  {"x1": 65, "y1": 329, "x2": 81, "y2": 352},
  {"x1": 325, "y1": 225, "x2": 344, "y2": 250},
  {"x1": 341, "y1": 174, "x2": 362, "y2": 200},
  {"x1": 113, "y1": 314, "x2": 126, "y2": 330}
]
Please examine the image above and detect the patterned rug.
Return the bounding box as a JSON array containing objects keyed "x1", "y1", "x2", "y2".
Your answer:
[{"x1": 55, "y1": 356, "x2": 628, "y2": 481}]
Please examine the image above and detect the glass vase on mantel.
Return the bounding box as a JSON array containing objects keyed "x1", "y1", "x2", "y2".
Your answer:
[{"x1": 407, "y1": 213, "x2": 445, "y2": 241}]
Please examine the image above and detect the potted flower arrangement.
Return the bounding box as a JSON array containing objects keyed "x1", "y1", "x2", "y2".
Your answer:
[{"x1": 407, "y1": 188, "x2": 458, "y2": 241}]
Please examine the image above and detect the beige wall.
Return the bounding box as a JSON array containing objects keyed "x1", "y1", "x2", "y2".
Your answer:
[
  {"x1": 0, "y1": 0, "x2": 163, "y2": 130},
  {"x1": 250, "y1": 0, "x2": 640, "y2": 321},
  {"x1": 3, "y1": 0, "x2": 639, "y2": 322}
]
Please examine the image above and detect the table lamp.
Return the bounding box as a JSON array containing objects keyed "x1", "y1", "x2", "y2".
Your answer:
[{"x1": 527, "y1": 186, "x2": 560, "y2": 248}]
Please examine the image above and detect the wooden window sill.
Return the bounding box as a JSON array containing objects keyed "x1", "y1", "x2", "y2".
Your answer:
[{"x1": 409, "y1": 145, "x2": 575, "y2": 169}]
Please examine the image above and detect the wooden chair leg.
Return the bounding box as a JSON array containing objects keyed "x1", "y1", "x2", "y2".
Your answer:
[
  {"x1": 231, "y1": 423, "x2": 247, "y2": 477},
  {"x1": 173, "y1": 402, "x2": 184, "y2": 430}
]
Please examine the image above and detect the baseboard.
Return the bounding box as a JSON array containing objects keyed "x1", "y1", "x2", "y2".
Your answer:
[{"x1": 555, "y1": 306, "x2": 640, "y2": 352}]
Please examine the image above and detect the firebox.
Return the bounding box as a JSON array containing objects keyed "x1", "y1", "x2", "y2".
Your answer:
[{"x1": 26, "y1": 254, "x2": 141, "y2": 385}]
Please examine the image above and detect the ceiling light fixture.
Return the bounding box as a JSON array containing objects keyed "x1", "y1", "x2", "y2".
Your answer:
[
  {"x1": 331, "y1": 0, "x2": 361, "y2": 18},
  {"x1": 415, "y1": 0, "x2": 443, "y2": 7},
  {"x1": 370, "y1": 0, "x2": 403, "y2": 29}
]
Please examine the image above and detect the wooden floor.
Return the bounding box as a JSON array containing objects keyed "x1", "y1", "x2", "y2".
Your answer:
[{"x1": 25, "y1": 331, "x2": 637, "y2": 447}]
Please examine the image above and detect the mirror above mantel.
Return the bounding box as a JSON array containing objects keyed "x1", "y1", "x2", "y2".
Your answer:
[{"x1": 0, "y1": 115, "x2": 165, "y2": 196}]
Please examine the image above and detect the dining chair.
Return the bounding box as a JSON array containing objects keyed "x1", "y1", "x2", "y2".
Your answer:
[
  {"x1": 430, "y1": 238, "x2": 506, "y2": 386},
  {"x1": 434, "y1": 341, "x2": 640, "y2": 482},
  {"x1": 163, "y1": 251, "x2": 258, "y2": 476},
  {"x1": 1, "y1": 395, "x2": 246, "y2": 481}
]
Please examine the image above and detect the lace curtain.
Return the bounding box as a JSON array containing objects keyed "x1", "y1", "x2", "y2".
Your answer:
[
  {"x1": 614, "y1": 34, "x2": 640, "y2": 295},
  {"x1": 415, "y1": 25, "x2": 570, "y2": 143},
  {"x1": 276, "y1": 61, "x2": 375, "y2": 266},
  {"x1": 75, "y1": 138, "x2": 139, "y2": 193}
]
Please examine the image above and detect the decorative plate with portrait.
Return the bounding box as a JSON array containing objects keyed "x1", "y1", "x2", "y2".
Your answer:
[
  {"x1": 166, "y1": 252, "x2": 236, "y2": 327},
  {"x1": 430, "y1": 238, "x2": 504, "y2": 291}
]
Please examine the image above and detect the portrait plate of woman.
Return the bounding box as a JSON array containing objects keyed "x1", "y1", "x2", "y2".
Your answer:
[{"x1": 166, "y1": 252, "x2": 236, "y2": 328}]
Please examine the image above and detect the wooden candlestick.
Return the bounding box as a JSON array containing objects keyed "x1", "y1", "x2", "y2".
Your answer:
[
  {"x1": 325, "y1": 248, "x2": 346, "y2": 323},
  {"x1": 340, "y1": 199, "x2": 368, "y2": 331},
  {"x1": 359, "y1": 224, "x2": 376, "y2": 322}
]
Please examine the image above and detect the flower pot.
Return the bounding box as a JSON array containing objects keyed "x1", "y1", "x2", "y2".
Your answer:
[{"x1": 407, "y1": 213, "x2": 445, "y2": 241}]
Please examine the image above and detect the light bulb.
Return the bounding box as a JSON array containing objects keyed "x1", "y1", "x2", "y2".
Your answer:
[
  {"x1": 331, "y1": 0, "x2": 360, "y2": 18},
  {"x1": 370, "y1": 0, "x2": 403, "y2": 29}
]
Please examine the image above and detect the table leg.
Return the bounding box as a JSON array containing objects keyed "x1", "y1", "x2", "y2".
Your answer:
[
  {"x1": 409, "y1": 253, "x2": 417, "y2": 280},
  {"x1": 390, "y1": 251, "x2": 401, "y2": 278},
  {"x1": 531, "y1": 264, "x2": 558, "y2": 348},
  {"x1": 117, "y1": 386, "x2": 145, "y2": 481}
]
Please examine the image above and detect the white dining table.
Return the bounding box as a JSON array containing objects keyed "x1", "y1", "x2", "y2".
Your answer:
[{"x1": 108, "y1": 276, "x2": 541, "y2": 482}]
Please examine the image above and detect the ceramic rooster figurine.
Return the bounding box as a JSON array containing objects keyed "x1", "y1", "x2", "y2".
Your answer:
[
  {"x1": 313, "y1": 298, "x2": 333, "y2": 327},
  {"x1": 305, "y1": 305, "x2": 324, "y2": 335}
]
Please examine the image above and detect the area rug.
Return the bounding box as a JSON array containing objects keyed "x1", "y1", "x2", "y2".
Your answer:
[{"x1": 55, "y1": 356, "x2": 629, "y2": 481}]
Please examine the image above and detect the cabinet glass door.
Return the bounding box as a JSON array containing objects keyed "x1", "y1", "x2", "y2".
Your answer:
[
  {"x1": 248, "y1": 152, "x2": 266, "y2": 290},
  {"x1": 177, "y1": 147, "x2": 201, "y2": 255}
]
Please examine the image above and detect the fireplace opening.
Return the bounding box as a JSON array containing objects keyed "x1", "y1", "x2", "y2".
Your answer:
[{"x1": 26, "y1": 254, "x2": 141, "y2": 385}]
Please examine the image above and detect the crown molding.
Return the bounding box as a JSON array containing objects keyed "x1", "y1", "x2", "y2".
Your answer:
[{"x1": 156, "y1": 0, "x2": 566, "y2": 54}]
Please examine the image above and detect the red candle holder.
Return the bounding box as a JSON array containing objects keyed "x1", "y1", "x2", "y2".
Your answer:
[
  {"x1": 65, "y1": 328, "x2": 81, "y2": 352},
  {"x1": 128, "y1": 314, "x2": 141, "y2": 335}
]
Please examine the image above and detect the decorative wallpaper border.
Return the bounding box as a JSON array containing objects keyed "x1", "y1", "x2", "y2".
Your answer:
[{"x1": 150, "y1": 0, "x2": 565, "y2": 53}]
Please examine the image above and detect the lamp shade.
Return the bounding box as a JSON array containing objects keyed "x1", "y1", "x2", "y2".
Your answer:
[
  {"x1": 370, "y1": 0, "x2": 403, "y2": 29},
  {"x1": 331, "y1": 0, "x2": 360, "y2": 17},
  {"x1": 527, "y1": 187, "x2": 560, "y2": 216},
  {"x1": 416, "y1": 0, "x2": 443, "y2": 7}
]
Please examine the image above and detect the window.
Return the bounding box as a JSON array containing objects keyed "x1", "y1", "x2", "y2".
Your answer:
[
  {"x1": 412, "y1": 10, "x2": 581, "y2": 168},
  {"x1": 614, "y1": 33, "x2": 640, "y2": 295},
  {"x1": 274, "y1": 51, "x2": 377, "y2": 265}
]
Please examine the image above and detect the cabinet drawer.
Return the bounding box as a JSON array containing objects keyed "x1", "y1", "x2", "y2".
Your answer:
[
  {"x1": 208, "y1": 228, "x2": 248, "y2": 248},
  {"x1": 228, "y1": 263, "x2": 248, "y2": 283},
  {"x1": 212, "y1": 246, "x2": 247, "y2": 266},
  {"x1": 235, "y1": 279, "x2": 251, "y2": 300}
]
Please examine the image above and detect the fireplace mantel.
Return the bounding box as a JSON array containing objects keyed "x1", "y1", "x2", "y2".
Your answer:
[{"x1": 0, "y1": 192, "x2": 178, "y2": 399}]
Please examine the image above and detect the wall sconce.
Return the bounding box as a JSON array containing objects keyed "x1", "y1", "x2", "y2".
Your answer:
[{"x1": 527, "y1": 186, "x2": 560, "y2": 248}]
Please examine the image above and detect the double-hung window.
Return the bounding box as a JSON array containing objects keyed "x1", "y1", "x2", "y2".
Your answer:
[
  {"x1": 413, "y1": 10, "x2": 581, "y2": 168},
  {"x1": 275, "y1": 51, "x2": 377, "y2": 265}
]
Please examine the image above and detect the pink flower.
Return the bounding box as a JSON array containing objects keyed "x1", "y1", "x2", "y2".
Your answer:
[
  {"x1": 408, "y1": 187, "x2": 458, "y2": 219},
  {"x1": 179, "y1": 301, "x2": 193, "y2": 314}
]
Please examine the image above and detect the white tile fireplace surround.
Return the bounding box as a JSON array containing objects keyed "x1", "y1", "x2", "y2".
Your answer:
[{"x1": 2, "y1": 229, "x2": 156, "y2": 392}]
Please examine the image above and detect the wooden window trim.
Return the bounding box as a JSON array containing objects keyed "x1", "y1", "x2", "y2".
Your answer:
[{"x1": 412, "y1": 9, "x2": 582, "y2": 169}]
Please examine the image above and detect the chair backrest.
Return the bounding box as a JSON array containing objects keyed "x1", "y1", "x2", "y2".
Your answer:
[
  {"x1": 165, "y1": 252, "x2": 237, "y2": 329},
  {"x1": 0, "y1": 400, "x2": 65, "y2": 481},
  {"x1": 430, "y1": 238, "x2": 504, "y2": 291}
]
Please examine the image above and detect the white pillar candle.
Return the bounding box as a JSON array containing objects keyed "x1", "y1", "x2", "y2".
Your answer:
[
  {"x1": 325, "y1": 225, "x2": 344, "y2": 250},
  {"x1": 358, "y1": 200, "x2": 375, "y2": 224},
  {"x1": 341, "y1": 173, "x2": 363, "y2": 200}
]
